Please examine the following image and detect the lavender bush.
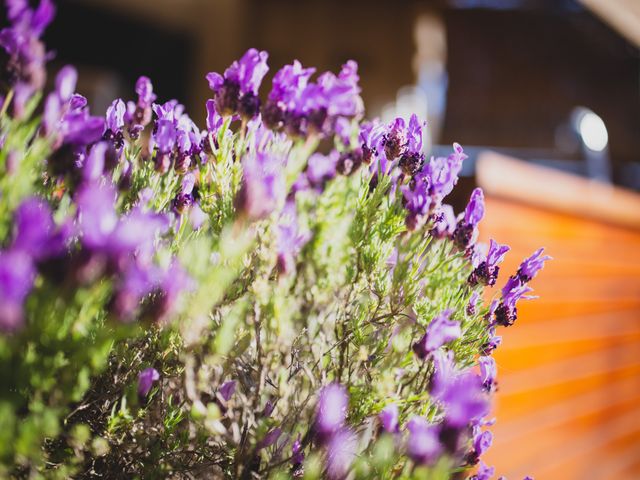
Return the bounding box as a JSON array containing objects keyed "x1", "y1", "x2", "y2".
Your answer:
[{"x1": 0, "y1": 1, "x2": 549, "y2": 478}]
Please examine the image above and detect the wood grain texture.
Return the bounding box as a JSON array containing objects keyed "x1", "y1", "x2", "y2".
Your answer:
[
  {"x1": 479, "y1": 193, "x2": 640, "y2": 480},
  {"x1": 476, "y1": 151, "x2": 640, "y2": 230}
]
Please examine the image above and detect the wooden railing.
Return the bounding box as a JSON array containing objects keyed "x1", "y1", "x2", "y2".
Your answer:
[{"x1": 478, "y1": 152, "x2": 640, "y2": 479}]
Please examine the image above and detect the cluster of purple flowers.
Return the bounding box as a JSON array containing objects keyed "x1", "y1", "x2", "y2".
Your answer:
[
  {"x1": 0, "y1": 198, "x2": 69, "y2": 331},
  {"x1": 376, "y1": 350, "x2": 492, "y2": 470},
  {"x1": 469, "y1": 239, "x2": 510, "y2": 287},
  {"x1": 311, "y1": 384, "x2": 358, "y2": 479},
  {"x1": 400, "y1": 139, "x2": 467, "y2": 232},
  {"x1": 0, "y1": 3, "x2": 550, "y2": 476},
  {"x1": 261, "y1": 59, "x2": 364, "y2": 138},
  {"x1": 493, "y1": 248, "x2": 550, "y2": 327},
  {"x1": 0, "y1": 0, "x2": 54, "y2": 117},
  {"x1": 0, "y1": 10, "x2": 193, "y2": 330}
]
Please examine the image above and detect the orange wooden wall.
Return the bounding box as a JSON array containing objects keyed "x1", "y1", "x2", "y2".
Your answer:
[{"x1": 481, "y1": 196, "x2": 640, "y2": 480}]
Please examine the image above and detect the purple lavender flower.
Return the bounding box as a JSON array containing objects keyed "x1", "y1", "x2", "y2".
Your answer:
[
  {"x1": 111, "y1": 209, "x2": 169, "y2": 261},
  {"x1": 453, "y1": 188, "x2": 484, "y2": 251},
  {"x1": 465, "y1": 188, "x2": 485, "y2": 226},
  {"x1": 205, "y1": 99, "x2": 224, "y2": 134},
  {"x1": 517, "y1": 248, "x2": 551, "y2": 282},
  {"x1": 189, "y1": 203, "x2": 207, "y2": 230},
  {"x1": 285, "y1": 61, "x2": 363, "y2": 138},
  {"x1": 315, "y1": 383, "x2": 348, "y2": 439},
  {"x1": 382, "y1": 117, "x2": 407, "y2": 161},
  {"x1": 482, "y1": 323, "x2": 502, "y2": 354},
  {"x1": 77, "y1": 181, "x2": 169, "y2": 266},
  {"x1": 263, "y1": 60, "x2": 315, "y2": 131},
  {"x1": 431, "y1": 204, "x2": 457, "y2": 239},
  {"x1": 145, "y1": 261, "x2": 192, "y2": 324},
  {"x1": 413, "y1": 310, "x2": 461, "y2": 359},
  {"x1": 104, "y1": 98, "x2": 125, "y2": 149},
  {"x1": 466, "y1": 291, "x2": 480, "y2": 316},
  {"x1": 109, "y1": 263, "x2": 155, "y2": 322},
  {"x1": 325, "y1": 428, "x2": 357, "y2": 480},
  {"x1": 0, "y1": 0, "x2": 55, "y2": 116},
  {"x1": 75, "y1": 181, "x2": 118, "y2": 250},
  {"x1": 60, "y1": 109, "x2": 106, "y2": 146},
  {"x1": 291, "y1": 434, "x2": 305, "y2": 466},
  {"x1": 55, "y1": 65, "x2": 77, "y2": 102},
  {"x1": 82, "y1": 141, "x2": 107, "y2": 181},
  {"x1": 335, "y1": 147, "x2": 365, "y2": 177},
  {"x1": 69, "y1": 93, "x2": 86, "y2": 111},
  {"x1": 13, "y1": 197, "x2": 69, "y2": 260},
  {"x1": 359, "y1": 119, "x2": 385, "y2": 168},
  {"x1": 262, "y1": 399, "x2": 275, "y2": 418},
  {"x1": 276, "y1": 202, "x2": 309, "y2": 275},
  {"x1": 378, "y1": 403, "x2": 399, "y2": 433},
  {"x1": 433, "y1": 370, "x2": 489, "y2": 429},
  {"x1": 0, "y1": 249, "x2": 35, "y2": 331},
  {"x1": 207, "y1": 48, "x2": 269, "y2": 119},
  {"x1": 470, "y1": 462, "x2": 495, "y2": 480},
  {"x1": 257, "y1": 427, "x2": 282, "y2": 450},
  {"x1": 173, "y1": 173, "x2": 196, "y2": 214},
  {"x1": 42, "y1": 65, "x2": 78, "y2": 142},
  {"x1": 234, "y1": 151, "x2": 285, "y2": 221},
  {"x1": 124, "y1": 76, "x2": 155, "y2": 134},
  {"x1": 41, "y1": 66, "x2": 99, "y2": 146},
  {"x1": 469, "y1": 239, "x2": 510, "y2": 287},
  {"x1": 422, "y1": 143, "x2": 466, "y2": 203},
  {"x1": 137, "y1": 367, "x2": 160, "y2": 399},
  {"x1": 494, "y1": 276, "x2": 535, "y2": 327},
  {"x1": 398, "y1": 115, "x2": 426, "y2": 176},
  {"x1": 304, "y1": 151, "x2": 337, "y2": 191},
  {"x1": 478, "y1": 356, "x2": 497, "y2": 391},
  {"x1": 405, "y1": 416, "x2": 442, "y2": 465},
  {"x1": 401, "y1": 176, "x2": 431, "y2": 231},
  {"x1": 430, "y1": 348, "x2": 458, "y2": 398},
  {"x1": 472, "y1": 427, "x2": 493, "y2": 458},
  {"x1": 135, "y1": 75, "x2": 155, "y2": 107},
  {"x1": 219, "y1": 380, "x2": 236, "y2": 402}
]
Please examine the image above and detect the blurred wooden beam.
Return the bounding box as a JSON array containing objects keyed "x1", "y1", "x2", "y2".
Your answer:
[
  {"x1": 476, "y1": 151, "x2": 640, "y2": 230},
  {"x1": 579, "y1": 0, "x2": 640, "y2": 47}
]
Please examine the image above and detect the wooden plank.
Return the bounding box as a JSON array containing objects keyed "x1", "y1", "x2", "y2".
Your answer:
[
  {"x1": 579, "y1": 0, "x2": 640, "y2": 48},
  {"x1": 476, "y1": 151, "x2": 640, "y2": 230},
  {"x1": 499, "y1": 309, "x2": 640, "y2": 349},
  {"x1": 489, "y1": 399, "x2": 640, "y2": 477},
  {"x1": 477, "y1": 183, "x2": 640, "y2": 479},
  {"x1": 495, "y1": 363, "x2": 640, "y2": 421}
]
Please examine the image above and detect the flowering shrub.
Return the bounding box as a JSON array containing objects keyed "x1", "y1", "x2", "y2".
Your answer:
[{"x1": 0, "y1": 1, "x2": 549, "y2": 478}]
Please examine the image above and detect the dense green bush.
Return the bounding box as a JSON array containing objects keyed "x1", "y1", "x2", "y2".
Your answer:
[{"x1": 0, "y1": 1, "x2": 547, "y2": 478}]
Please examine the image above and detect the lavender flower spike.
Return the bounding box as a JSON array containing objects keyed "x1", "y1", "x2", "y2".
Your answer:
[
  {"x1": 453, "y1": 187, "x2": 485, "y2": 250},
  {"x1": 207, "y1": 48, "x2": 269, "y2": 119},
  {"x1": 315, "y1": 383, "x2": 348, "y2": 438},
  {"x1": 433, "y1": 370, "x2": 489, "y2": 428},
  {"x1": 218, "y1": 380, "x2": 236, "y2": 402},
  {"x1": 469, "y1": 239, "x2": 510, "y2": 287},
  {"x1": 495, "y1": 276, "x2": 535, "y2": 327},
  {"x1": 470, "y1": 462, "x2": 496, "y2": 480},
  {"x1": 398, "y1": 114, "x2": 426, "y2": 176},
  {"x1": 378, "y1": 403, "x2": 399, "y2": 433},
  {"x1": 517, "y1": 247, "x2": 551, "y2": 282},
  {"x1": 138, "y1": 367, "x2": 160, "y2": 399},
  {"x1": 325, "y1": 428, "x2": 357, "y2": 480},
  {"x1": 465, "y1": 187, "x2": 485, "y2": 227},
  {"x1": 479, "y1": 355, "x2": 497, "y2": 391},
  {"x1": 0, "y1": 250, "x2": 35, "y2": 332},
  {"x1": 406, "y1": 416, "x2": 442, "y2": 465},
  {"x1": 234, "y1": 151, "x2": 285, "y2": 221},
  {"x1": 413, "y1": 309, "x2": 461, "y2": 359}
]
